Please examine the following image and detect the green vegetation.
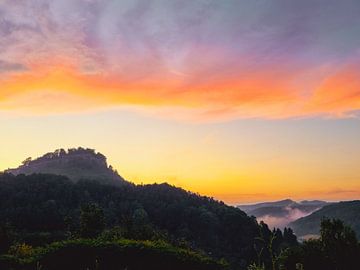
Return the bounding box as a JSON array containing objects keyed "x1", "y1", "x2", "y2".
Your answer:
[
  {"x1": 0, "y1": 173, "x2": 262, "y2": 269},
  {"x1": 0, "y1": 239, "x2": 227, "y2": 270},
  {"x1": 251, "y1": 222, "x2": 298, "y2": 270},
  {"x1": 1, "y1": 171, "x2": 357, "y2": 269},
  {"x1": 280, "y1": 218, "x2": 360, "y2": 270},
  {"x1": 79, "y1": 203, "x2": 105, "y2": 238}
]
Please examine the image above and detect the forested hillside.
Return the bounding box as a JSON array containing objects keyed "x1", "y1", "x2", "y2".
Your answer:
[
  {"x1": 0, "y1": 149, "x2": 302, "y2": 269},
  {"x1": 0, "y1": 173, "x2": 262, "y2": 269},
  {"x1": 290, "y1": 200, "x2": 360, "y2": 238}
]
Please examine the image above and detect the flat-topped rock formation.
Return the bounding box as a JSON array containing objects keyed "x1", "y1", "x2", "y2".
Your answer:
[{"x1": 5, "y1": 147, "x2": 126, "y2": 185}]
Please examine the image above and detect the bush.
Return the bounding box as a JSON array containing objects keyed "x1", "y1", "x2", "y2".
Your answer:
[
  {"x1": 0, "y1": 239, "x2": 228, "y2": 270},
  {"x1": 8, "y1": 243, "x2": 34, "y2": 258}
]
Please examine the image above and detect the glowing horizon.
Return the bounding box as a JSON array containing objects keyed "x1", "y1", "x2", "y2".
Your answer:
[{"x1": 1, "y1": 0, "x2": 360, "y2": 204}]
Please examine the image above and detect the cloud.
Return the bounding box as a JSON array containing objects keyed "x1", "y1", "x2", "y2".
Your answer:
[
  {"x1": 258, "y1": 207, "x2": 320, "y2": 229},
  {"x1": 304, "y1": 62, "x2": 360, "y2": 116},
  {"x1": 0, "y1": 0, "x2": 360, "y2": 120},
  {"x1": 325, "y1": 188, "x2": 360, "y2": 195},
  {"x1": 0, "y1": 60, "x2": 27, "y2": 73}
]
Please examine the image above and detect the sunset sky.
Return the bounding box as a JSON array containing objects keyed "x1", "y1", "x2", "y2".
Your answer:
[{"x1": 1, "y1": 0, "x2": 360, "y2": 204}]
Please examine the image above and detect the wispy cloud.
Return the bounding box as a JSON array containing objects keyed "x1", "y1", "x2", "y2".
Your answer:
[
  {"x1": 325, "y1": 188, "x2": 360, "y2": 195},
  {"x1": 1, "y1": 0, "x2": 360, "y2": 120}
]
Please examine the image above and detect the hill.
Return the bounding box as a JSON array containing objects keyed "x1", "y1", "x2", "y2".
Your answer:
[
  {"x1": 0, "y1": 148, "x2": 300, "y2": 269},
  {"x1": 290, "y1": 200, "x2": 360, "y2": 238},
  {"x1": 0, "y1": 173, "x2": 260, "y2": 269},
  {"x1": 238, "y1": 199, "x2": 297, "y2": 213},
  {"x1": 5, "y1": 147, "x2": 126, "y2": 185},
  {"x1": 238, "y1": 199, "x2": 329, "y2": 229}
]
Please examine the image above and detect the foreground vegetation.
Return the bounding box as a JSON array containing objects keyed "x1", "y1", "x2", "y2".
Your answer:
[
  {"x1": 1, "y1": 173, "x2": 358, "y2": 269},
  {"x1": 279, "y1": 218, "x2": 360, "y2": 270},
  {"x1": 0, "y1": 173, "x2": 259, "y2": 268},
  {"x1": 0, "y1": 238, "x2": 227, "y2": 270}
]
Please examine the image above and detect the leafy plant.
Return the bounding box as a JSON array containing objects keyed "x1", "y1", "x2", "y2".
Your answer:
[
  {"x1": 8, "y1": 243, "x2": 34, "y2": 257},
  {"x1": 247, "y1": 262, "x2": 265, "y2": 270}
]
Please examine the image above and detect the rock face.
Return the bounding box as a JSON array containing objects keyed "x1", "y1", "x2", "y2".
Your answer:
[{"x1": 5, "y1": 147, "x2": 126, "y2": 185}]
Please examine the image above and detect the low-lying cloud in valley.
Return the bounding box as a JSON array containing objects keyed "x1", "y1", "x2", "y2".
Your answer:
[
  {"x1": 238, "y1": 199, "x2": 329, "y2": 229},
  {"x1": 257, "y1": 206, "x2": 321, "y2": 229}
]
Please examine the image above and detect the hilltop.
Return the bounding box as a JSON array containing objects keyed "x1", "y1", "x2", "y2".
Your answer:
[{"x1": 5, "y1": 147, "x2": 126, "y2": 185}]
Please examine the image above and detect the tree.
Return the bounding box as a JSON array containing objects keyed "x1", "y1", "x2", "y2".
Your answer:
[
  {"x1": 280, "y1": 218, "x2": 360, "y2": 270},
  {"x1": 282, "y1": 228, "x2": 298, "y2": 248},
  {"x1": 79, "y1": 203, "x2": 105, "y2": 238},
  {"x1": 0, "y1": 173, "x2": 261, "y2": 268},
  {"x1": 0, "y1": 224, "x2": 11, "y2": 254},
  {"x1": 255, "y1": 222, "x2": 279, "y2": 270},
  {"x1": 21, "y1": 157, "x2": 32, "y2": 166},
  {"x1": 320, "y1": 218, "x2": 359, "y2": 270}
]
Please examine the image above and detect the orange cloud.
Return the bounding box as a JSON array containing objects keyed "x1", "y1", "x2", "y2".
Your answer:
[
  {"x1": 305, "y1": 63, "x2": 360, "y2": 116},
  {"x1": 0, "y1": 60, "x2": 360, "y2": 120}
]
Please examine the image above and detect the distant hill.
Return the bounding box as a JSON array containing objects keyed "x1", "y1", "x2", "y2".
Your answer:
[
  {"x1": 5, "y1": 147, "x2": 126, "y2": 185},
  {"x1": 290, "y1": 200, "x2": 360, "y2": 238},
  {"x1": 238, "y1": 199, "x2": 329, "y2": 229},
  {"x1": 238, "y1": 199, "x2": 297, "y2": 213}
]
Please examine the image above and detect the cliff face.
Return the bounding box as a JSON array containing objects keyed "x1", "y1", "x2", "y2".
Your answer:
[{"x1": 6, "y1": 147, "x2": 126, "y2": 185}]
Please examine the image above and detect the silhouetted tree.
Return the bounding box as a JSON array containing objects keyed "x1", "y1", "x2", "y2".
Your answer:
[
  {"x1": 0, "y1": 173, "x2": 281, "y2": 269},
  {"x1": 0, "y1": 224, "x2": 11, "y2": 254},
  {"x1": 320, "y1": 218, "x2": 359, "y2": 269},
  {"x1": 283, "y1": 228, "x2": 298, "y2": 248},
  {"x1": 280, "y1": 218, "x2": 360, "y2": 270},
  {"x1": 79, "y1": 203, "x2": 105, "y2": 238}
]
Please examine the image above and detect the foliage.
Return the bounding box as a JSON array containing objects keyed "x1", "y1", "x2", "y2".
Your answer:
[
  {"x1": 280, "y1": 218, "x2": 360, "y2": 270},
  {"x1": 79, "y1": 203, "x2": 105, "y2": 238},
  {"x1": 253, "y1": 222, "x2": 298, "y2": 270},
  {"x1": 0, "y1": 224, "x2": 11, "y2": 254},
  {"x1": 0, "y1": 239, "x2": 228, "y2": 270},
  {"x1": 0, "y1": 173, "x2": 262, "y2": 269},
  {"x1": 247, "y1": 263, "x2": 265, "y2": 270},
  {"x1": 8, "y1": 243, "x2": 34, "y2": 258}
]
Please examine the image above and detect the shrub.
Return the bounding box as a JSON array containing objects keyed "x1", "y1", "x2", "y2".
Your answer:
[{"x1": 0, "y1": 239, "x2": 228, "y2": 270}]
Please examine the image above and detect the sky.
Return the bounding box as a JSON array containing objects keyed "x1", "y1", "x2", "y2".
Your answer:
[{"x1": 0, "y1": 0, "x2": 360, "y2": 204}]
